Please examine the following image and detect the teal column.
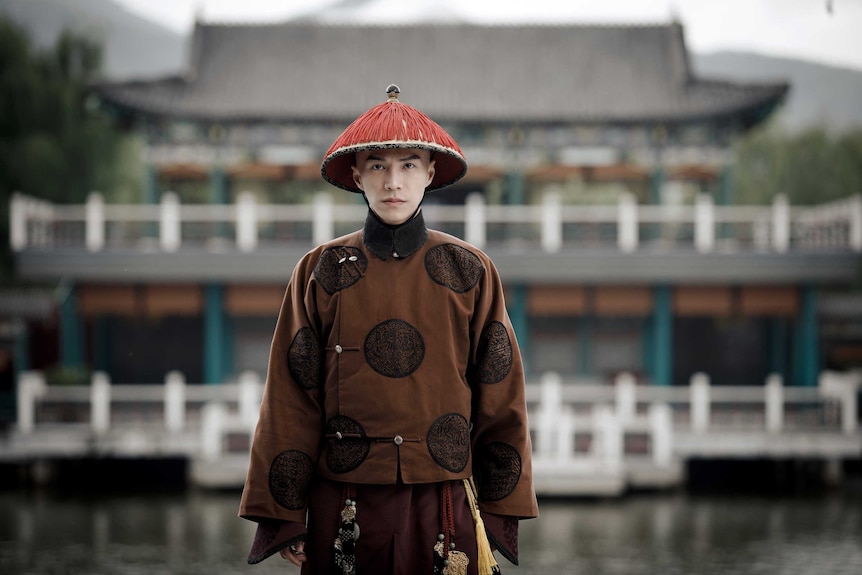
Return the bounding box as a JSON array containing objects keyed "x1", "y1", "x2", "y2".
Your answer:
[
  {"x1": 792, "y1": 287, "x2": 819, "y2": 387},
  {"x1": 59, "y1": 282, "x2": 84, "y2": 369},
  {"x1": 210, "y1": 165, "x2": 228, "y2": 238},
  {"x1": 651, "y1": 286, "x2": 673, "y2": 386},
  {"x1": 223, "y1": 314, "x2": 235, "y2": 379},
  {"x1": 769, "y1": 318, "x2": 788, "y2": 379},
  {"x1": 508, "y1": 284, "x2": 530, "y2": 375},
  {"x1": 93, "y1": 316, "x2": 111, "y2": 372},
  {"x1": 13, "y1": 321, "x2": 30, "y2": 376},
  {"x1": 204, "y1": 283, "x2": 227, "y2": 384},
  {"x1": 576, "y1": 315, "x2": 593, "y2": 376},
  {"x1": 648, "y1": 165, "x2": 665, "y2": 241},
  {"x1": 642, "y1": 316, "x2": 654, "y2": 381},
  {"x1": 505, "y1": 170, "x2": 525, "y2": 205}
]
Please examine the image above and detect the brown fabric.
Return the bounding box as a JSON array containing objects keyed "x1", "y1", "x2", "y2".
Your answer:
[
  {"x1": 239, "y1": 212, "x2": 538, "y2": 566},
  {"x1": 483, "y1": 512, "x2": 520, "y2": 565},
  {"x1": 247, "y1": 520, "x2": 307, "y2": 564},
  {"x1": 300, "y1": 478, "x2": 479, "y2": 575}
]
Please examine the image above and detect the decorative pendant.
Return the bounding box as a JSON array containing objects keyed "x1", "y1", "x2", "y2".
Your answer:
[{"x1": 334, "y1": 496, "x2": 359, "y2": 575}]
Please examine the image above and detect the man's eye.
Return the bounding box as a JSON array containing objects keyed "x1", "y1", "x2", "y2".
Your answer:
[{"x1": 403, "y1": 162, "x2": 415, "y2": 169}]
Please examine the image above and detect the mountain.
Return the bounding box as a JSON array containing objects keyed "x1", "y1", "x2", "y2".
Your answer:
[
  {"x1": 692, "y1": 51, "x2": 862, "y2": 134},
  {"x1": 0, "y1": 0, "x2": 186, "y2": 79},
  {"x1": 2, "y1": 0, "x2": 860, "y2": 133}
]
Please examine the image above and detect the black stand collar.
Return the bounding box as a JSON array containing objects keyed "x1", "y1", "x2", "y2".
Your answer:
[{"x1": 362, "y1": 209, "x2": 428, "y2": 260}]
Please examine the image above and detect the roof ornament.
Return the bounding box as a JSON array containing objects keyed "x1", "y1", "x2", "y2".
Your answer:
[{"x1": 386, "y1": 84, "x2": 400, "y2": 101}]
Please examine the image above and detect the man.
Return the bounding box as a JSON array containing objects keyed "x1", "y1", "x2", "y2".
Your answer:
[{"x1": 239, "y1": 85, "x2": 538, "y2": 575}]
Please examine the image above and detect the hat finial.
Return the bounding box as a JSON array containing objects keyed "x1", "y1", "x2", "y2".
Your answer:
[{"x1": 386, "y1": 84, "x2": 400, "y2": 101}]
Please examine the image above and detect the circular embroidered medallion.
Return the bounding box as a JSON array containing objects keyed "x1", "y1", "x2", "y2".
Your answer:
[
  {"x1": 287, "y1": 327, "x2": 321, "y2": 390},
  {"x1": 476, "y1": 442, "x2": 521, "y2": 502},
  {"x1": 313, "y1": 246, "x2": 368, "y2": 294},
  {"x1": 474, "y1": 321, "x2": 513, "y2": 384},
  {"x1": 364, "y1": 319, "x2": 425, "y2": 378},
  {"x1": 325, "y1": 415, "x2": 370, "y2": 473},
  {"x1": 269, "y1": 450, "x2": 314, "y2": 510},
  {"x1": 426, "y1": 413, "x2": 470, "y2": 472},
  {"x1": 424, "y1": 244, "x2": 483, "y2": 293}
]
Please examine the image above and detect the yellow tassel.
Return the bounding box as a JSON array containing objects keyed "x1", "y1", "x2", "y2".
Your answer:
[{"x1": 463, "y1": 478, "x2": 501, "y2": 575}]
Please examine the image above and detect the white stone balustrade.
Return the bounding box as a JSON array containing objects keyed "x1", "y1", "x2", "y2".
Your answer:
[
  {"x1": 9, "y1": 369, "x2": 861, "y2": 468},
  {"x1": 9, "y1": 191, "x2": 862, "y2": 254}
]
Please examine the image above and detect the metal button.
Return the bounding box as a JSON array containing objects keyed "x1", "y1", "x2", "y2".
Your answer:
[
  {"x1": 392, "y1": 251, "x2": 400, "y2": 258},
  {"x1": 393, "y1": 435, "x2": 403, "y2": 445},
  {"x1": 335, "y1": 344, "x2": 343, "y2": 354},
  {"x1": 336, "y1": 431, "x2": 343, "y2": 440},
  {"x1": 348, "y1": 255, "x2": 358, "y2": 262},
  {"x1": 338, "y1": 257, "x2": 347, "y2": 264}
]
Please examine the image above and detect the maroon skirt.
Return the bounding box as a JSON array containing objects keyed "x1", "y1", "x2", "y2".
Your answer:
[{"x1": 303, "y1": 478, "x2": 480, "y2": 575}]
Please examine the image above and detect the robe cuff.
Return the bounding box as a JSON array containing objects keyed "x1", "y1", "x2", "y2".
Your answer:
[
  {"x1": 247, "y1": 520, "x2": 307, "y2": 564},
  {"x1": 482, "y1": 512, "x2": 519, "y2": 566}
]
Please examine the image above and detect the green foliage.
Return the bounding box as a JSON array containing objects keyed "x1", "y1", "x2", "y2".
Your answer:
[
  {"x1": 733, "y1": 125, "x2": 862, "y2": 205},
  {"x1": 0, "y1": 16, "x2": 141, "y2": 283}
]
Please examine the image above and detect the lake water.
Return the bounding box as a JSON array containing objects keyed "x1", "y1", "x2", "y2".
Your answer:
[{"x1": 1, "y1": 488, "x2": 860, "y2": 575}]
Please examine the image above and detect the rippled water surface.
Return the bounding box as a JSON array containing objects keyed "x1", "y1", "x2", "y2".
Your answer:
[{"x1": 1, "y1": 489, "x2": 860, "y2": 574}]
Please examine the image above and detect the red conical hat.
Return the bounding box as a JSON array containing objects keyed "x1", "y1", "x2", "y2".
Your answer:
[{"x1": 321, "y1": 85, "x2": 467, "y2": 193}]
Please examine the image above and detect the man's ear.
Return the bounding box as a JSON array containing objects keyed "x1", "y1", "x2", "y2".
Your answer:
[
  {"x1": 351, "y1": 165, "x2": 364, "y2": 192},
  {"x1": 426, "y1": 160, "x2": 436, "y2": 187}
]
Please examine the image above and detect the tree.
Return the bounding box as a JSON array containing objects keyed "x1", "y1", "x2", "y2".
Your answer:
[
  {"x1": 0, "y1": 16, "x2": 140, "y2": 283},
  {"x1": 733, "y1": 126, "x2": 862, "y2": 205}
]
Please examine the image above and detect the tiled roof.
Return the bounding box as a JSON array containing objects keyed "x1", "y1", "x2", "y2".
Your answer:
[{"x1": 93, "y1": 22, "x2": 788, "y2": 125}]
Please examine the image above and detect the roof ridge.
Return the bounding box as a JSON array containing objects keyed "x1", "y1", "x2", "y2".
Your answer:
[{"x1": 192, "y1": 20, "x2": 677, "y2": 30}]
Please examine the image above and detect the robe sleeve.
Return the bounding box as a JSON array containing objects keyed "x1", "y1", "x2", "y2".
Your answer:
[
  {"x1": 238, "y1": 251, "x2": 325, "y2": 536},
  {"x1": 467, "y1": 255, "x2": 539, "y2": 529}
]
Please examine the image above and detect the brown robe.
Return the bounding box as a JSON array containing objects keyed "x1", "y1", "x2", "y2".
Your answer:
[{"x1": 239, "y1": 210, "x2": 539, "y2": 572}]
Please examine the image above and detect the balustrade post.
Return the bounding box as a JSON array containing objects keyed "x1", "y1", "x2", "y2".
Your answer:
[
  {"x1": 90, "y1": 371, "x2": 111, "y2": 434},
  {"x1": 850, "y1": 194, "x2": 862, "y2": 252},
  {"x1": 618, "y1": 192, "x2": 638, "y2": 253},
  {"x1": 465, "y1": 192, "x2": 486, "y2": 248},
  {"x1": 85, "y1": 192, "x2": 105, "y2": 252},
  {"x1": 765, "y1": 373, "x2": 784, "y2": 433},
  {"x1": 541, "y1": 190, "x2": 562, "y2": 252},
  {"x1": 771, "y1": 194, "x2": 790, "y2": 253},
  {"x1": 557, "y1": 406, "x2": 574, "y2": 460},
  {"x1": 536, "y1": 371, "x2": 562, "y2": 456},
  {"x1": 238, "y1": 370, "x2": 262, "y2": 428},
  {"x1": 10, "y1": 192, "x2": 28, "y2": 251},
  {"x1": 164, "y1": 371, "x2": 186, "y2": 433},
  {"x1": 312, "y1": 192, "x2": 334, "y2": 245},
  {"x1": 236, "y1": 191, "x2": 258, "y2": 252},
  {"x1": 201, "y1": 402, "x2": 227, "y2": 460},
  {"x1": 690, "y1": 372, "x2": 711, "y2": 433},
  {"x1": 593, "y1": 405, "x2": 622, "y2": 472},
  {"x1": 16, "y1": 371, "x2": 47, "y2": 434},
  {"x1": 160, "y1": 192, "x2": 181, "y2": 252},
  {"x1": 615, "y1": 371, "x2": 637, "y2": 425},
  {"x1": 649, "y1": 402, "x2": 672, "y2": 466},
  {"x1": 694, "y1": 193, "x2": 715, "y2": 253}
]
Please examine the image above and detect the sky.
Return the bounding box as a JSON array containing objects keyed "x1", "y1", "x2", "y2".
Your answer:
[{"x1": 112, "y1": 0, "x2": 862, "y2": 72}]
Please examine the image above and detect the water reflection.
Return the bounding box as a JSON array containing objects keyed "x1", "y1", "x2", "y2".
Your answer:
[{"x1": 0, "y1": 489, "x2": 860, "y2": 574}]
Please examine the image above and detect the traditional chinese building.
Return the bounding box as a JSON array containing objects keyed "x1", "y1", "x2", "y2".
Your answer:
[{"x1": 10, "y1": 20, "x2": 861, "y2": 392}]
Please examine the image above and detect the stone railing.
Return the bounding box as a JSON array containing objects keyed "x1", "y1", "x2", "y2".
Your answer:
[{"x1": 10, "y1": 191, "x2": 862, "y2": 254}]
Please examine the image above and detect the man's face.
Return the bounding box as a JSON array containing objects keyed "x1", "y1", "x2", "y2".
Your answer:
[{"x1": 351, "y1": 148, "x2": 436, "y2": 225}]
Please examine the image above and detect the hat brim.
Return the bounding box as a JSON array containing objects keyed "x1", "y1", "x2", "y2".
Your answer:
[{"x1": 321, "y1": 141, "x2": 467, "y2": 193}]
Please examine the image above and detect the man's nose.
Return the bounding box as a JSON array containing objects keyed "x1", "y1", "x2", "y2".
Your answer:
[{"x1": 384, "y1": 171, "x2": 401, "y2": 190}]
